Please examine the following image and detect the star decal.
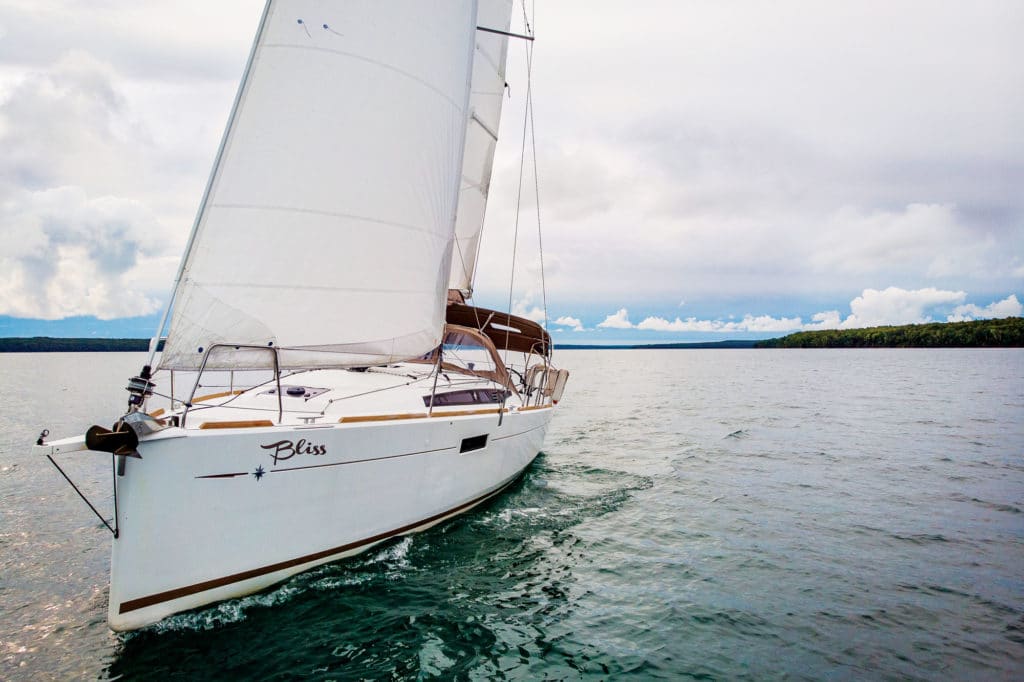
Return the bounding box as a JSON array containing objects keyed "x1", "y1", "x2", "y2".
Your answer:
[{"x1": 253, "y1": 465, "x2": 265, "y2": 481}]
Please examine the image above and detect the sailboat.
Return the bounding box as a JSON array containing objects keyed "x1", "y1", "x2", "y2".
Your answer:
[{"x1": 33, "y1": 0, "x2": 567, "y2": 632}]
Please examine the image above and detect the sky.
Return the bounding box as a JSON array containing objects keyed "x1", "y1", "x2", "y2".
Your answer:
[{"x1": 0, "y1": 0, "x2": 1021, "y2": 344}]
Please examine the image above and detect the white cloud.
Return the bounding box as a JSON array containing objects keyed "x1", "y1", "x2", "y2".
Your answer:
[
  {"x1": 803, "y1": 310, "x2": 843, "y2": 330},
  {"x1": 0, "y1": 49, "x2": 208, "y2": 320},
  {"x1": 635, "y1": 314, "x2": 803, "y2": 333},
  {"x1": 553, "y1": 315, "x2": 585, "y2": 332},
  {"x1": 1, "y1": 51, "x2": 142, "y2": 194},
  {"x1": 795, "y1": 289, "x2": 1021, "y2": 330},
  {"x1": 743, "y1": 314, "x2": 806, "y2": 332},
  {"x1": 811, "y1": 204, "x2": 997, "y2": 280},
  {"x1": 947, "y1": 294, "x2": 1022, "y2": 322},
  {"x1": 594, "y1": 287, "x2": 1021, "y2": 335},
  {"x1": 636, "y1": 316, "x2": 704, "y2": 332},
  {"x1": 597, "y1": 308, "x2": 633, "y2": 329},
  {"x1": 511, "y1": 293, "x2": 548, "y2": 324},
  {"x1": 0, "y1": 186, "x2": 168, "y2": 319},
  {"x1": 839, "y1": 286, "x2": 965, "y2": 328},
  {"x1": 0, "y1": 1, "x2": 259, "y2": 81}
]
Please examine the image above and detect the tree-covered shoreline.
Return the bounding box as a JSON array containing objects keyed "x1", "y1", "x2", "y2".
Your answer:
[
  {"x1": 2, "y1": 318, "x2": 1022, "y2": 352},
  {"x1": 0, "y1": 337, "x2": 157, "y2": 352},
  {"x1": 755, "y1": 317, "x2": 1024, "y2": 348}
]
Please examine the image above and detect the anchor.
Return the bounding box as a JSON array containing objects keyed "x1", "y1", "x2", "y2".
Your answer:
[{"x1": 85, "y1": 420, "x2": 141, "y2": 458}]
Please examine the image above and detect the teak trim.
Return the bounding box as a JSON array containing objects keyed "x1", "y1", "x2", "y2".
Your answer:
[
  {"x1": 429, "y1": 408, "x2": 506, "y2": 417},
  {"x1": 193, "y1": 390, "x2": 245, "y2": 403},
  {"x1": 198, "y1": 420, "x2": 274, "y2": 430},
  {"x1": 338, "y1": 413, "x2": 428, "y2": 424}
]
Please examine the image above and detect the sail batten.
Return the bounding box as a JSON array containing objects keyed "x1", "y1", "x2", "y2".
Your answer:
[{"x1": 159, "y1": 0, "x2": 480, "y2": 371}]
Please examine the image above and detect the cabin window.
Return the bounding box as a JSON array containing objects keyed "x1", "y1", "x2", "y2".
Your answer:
[
  {"x1": 460, "y1": 434, "x2": 488, "y2": 453},
  {"x1": 422, "y1": 389, "x2": 509, "y2": 407},
  {"x1": 441, "y1": 331, "x2": 500, "y2": 376}
]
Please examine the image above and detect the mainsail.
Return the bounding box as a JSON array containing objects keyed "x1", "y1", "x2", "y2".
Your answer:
[
  {"x1": 448, "y1": 0, "x2": 514, "y2": 296},
  {"x1": 159, "y1": 0, "x2": 479, "y2": 370}
]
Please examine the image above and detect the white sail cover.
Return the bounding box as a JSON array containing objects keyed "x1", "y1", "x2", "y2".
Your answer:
[
  {"x1": 448, "y1": 0, "x2": 514, "y2": 295},
  {"x1": 160, "y1": 0, "x2": 478, "y2": 370}
]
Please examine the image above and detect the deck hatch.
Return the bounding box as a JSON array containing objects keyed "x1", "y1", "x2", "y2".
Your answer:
[{"x1": 261, "y1": 385, "x2": 329, "y2": 399}]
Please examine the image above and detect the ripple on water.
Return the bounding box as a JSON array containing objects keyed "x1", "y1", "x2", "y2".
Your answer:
[
  {"x1": 3, "y1": 349, "x2": 1023, "y2": 679},
  {"x1": 104, "y1": 457, "x2": 657, "y2": 679}
]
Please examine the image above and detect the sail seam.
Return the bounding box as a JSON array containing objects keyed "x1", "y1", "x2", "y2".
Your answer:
[
  {"x1": 188, "y1": 282, "x2": 430, "y2": 294},
  {"x1": 263, "y1": 43, "x2": 464, "y2": 111},
  {"x1": 210, "y1": 203, "x2": 447, "y2": 238}
]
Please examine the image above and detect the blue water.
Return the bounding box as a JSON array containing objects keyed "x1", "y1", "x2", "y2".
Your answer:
[{"x1": 1, "y1": 349, "x2": 1022, "y2": 679}]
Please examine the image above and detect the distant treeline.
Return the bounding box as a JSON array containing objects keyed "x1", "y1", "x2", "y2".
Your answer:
[
  {"x1": 5, "y1": 338, "x2": 760, "y2": 352},
  {"x1": 756, "y1": 317, "x2": 1024, "y2": 348},
  {"x1": 0, "y1": 337, "x2": 162, "y2": 352},
  {"x1": 3, "y1": 319, "x2": 1021, "y2": 352},
  {"x1": 556, "y1": 340, "x2": 758, "y2": 350}
]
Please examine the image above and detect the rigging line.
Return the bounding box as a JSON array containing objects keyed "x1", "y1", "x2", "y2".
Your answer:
[
  {"x1": 189, "y1": 404, "x2": 322, "y2": 416},
  {"x1": 428, "y1": 343, "x2": 443, "y2": 416},
  {"x1": 187, "y1": 371, "x2": 293, "y2": 408},
  {"x1": 519, "y1": 0, "x2": 533, "y2": 36},
  {"x1": 471, "y1": 301, "x2": 484, "y2": 330},
  {"x1": 524, "y1": 15, "x2": 548, "y2": 339},
  {"x1": 320, "y1": 374, "x2": 434, "y2": 411},
  {"x1": 503, "y1": 40, "x2": 532, "y2": 358},
  {"x1": 500, "y1": 8, "x2": 534, "y2": 422},
  {"x1": 47, "y1": 455, "x2": 116, "y2": 536},
  {"x1": 453, "y1": 229, "x2": 471, "y2": 288}
]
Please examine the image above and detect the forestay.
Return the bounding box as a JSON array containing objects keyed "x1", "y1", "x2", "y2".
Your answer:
[
  {"x1": 448, "y1": 0, "x2": 514, "y2": 296},
  {"x1": 159, "y1": 0, "x2": 478, "y2": 370}
]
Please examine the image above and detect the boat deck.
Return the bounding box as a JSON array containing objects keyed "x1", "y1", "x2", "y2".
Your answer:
[{"x1": 154, "y1": 364, "x2": 530, "y2": 430}]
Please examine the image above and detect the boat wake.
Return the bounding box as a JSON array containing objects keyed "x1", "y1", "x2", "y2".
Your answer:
[
  {"x1": 134, "y1": 537, "x2": 419, "y2": 634},
  {"x1": 140, "y1": 581, "x2": 306, "y2": 634}
]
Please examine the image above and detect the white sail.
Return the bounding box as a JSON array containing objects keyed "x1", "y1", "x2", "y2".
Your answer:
[
  {"x1": 159, "y1": 0, "x2": 479, "y2": 370},
  {"x1": 448, "y1": 0, "x2": 514, "y2": 296}
]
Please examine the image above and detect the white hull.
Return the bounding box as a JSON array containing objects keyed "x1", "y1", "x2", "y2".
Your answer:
[{"x1": 108, "y1": 406, "x2": 552, "y2": 631}]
